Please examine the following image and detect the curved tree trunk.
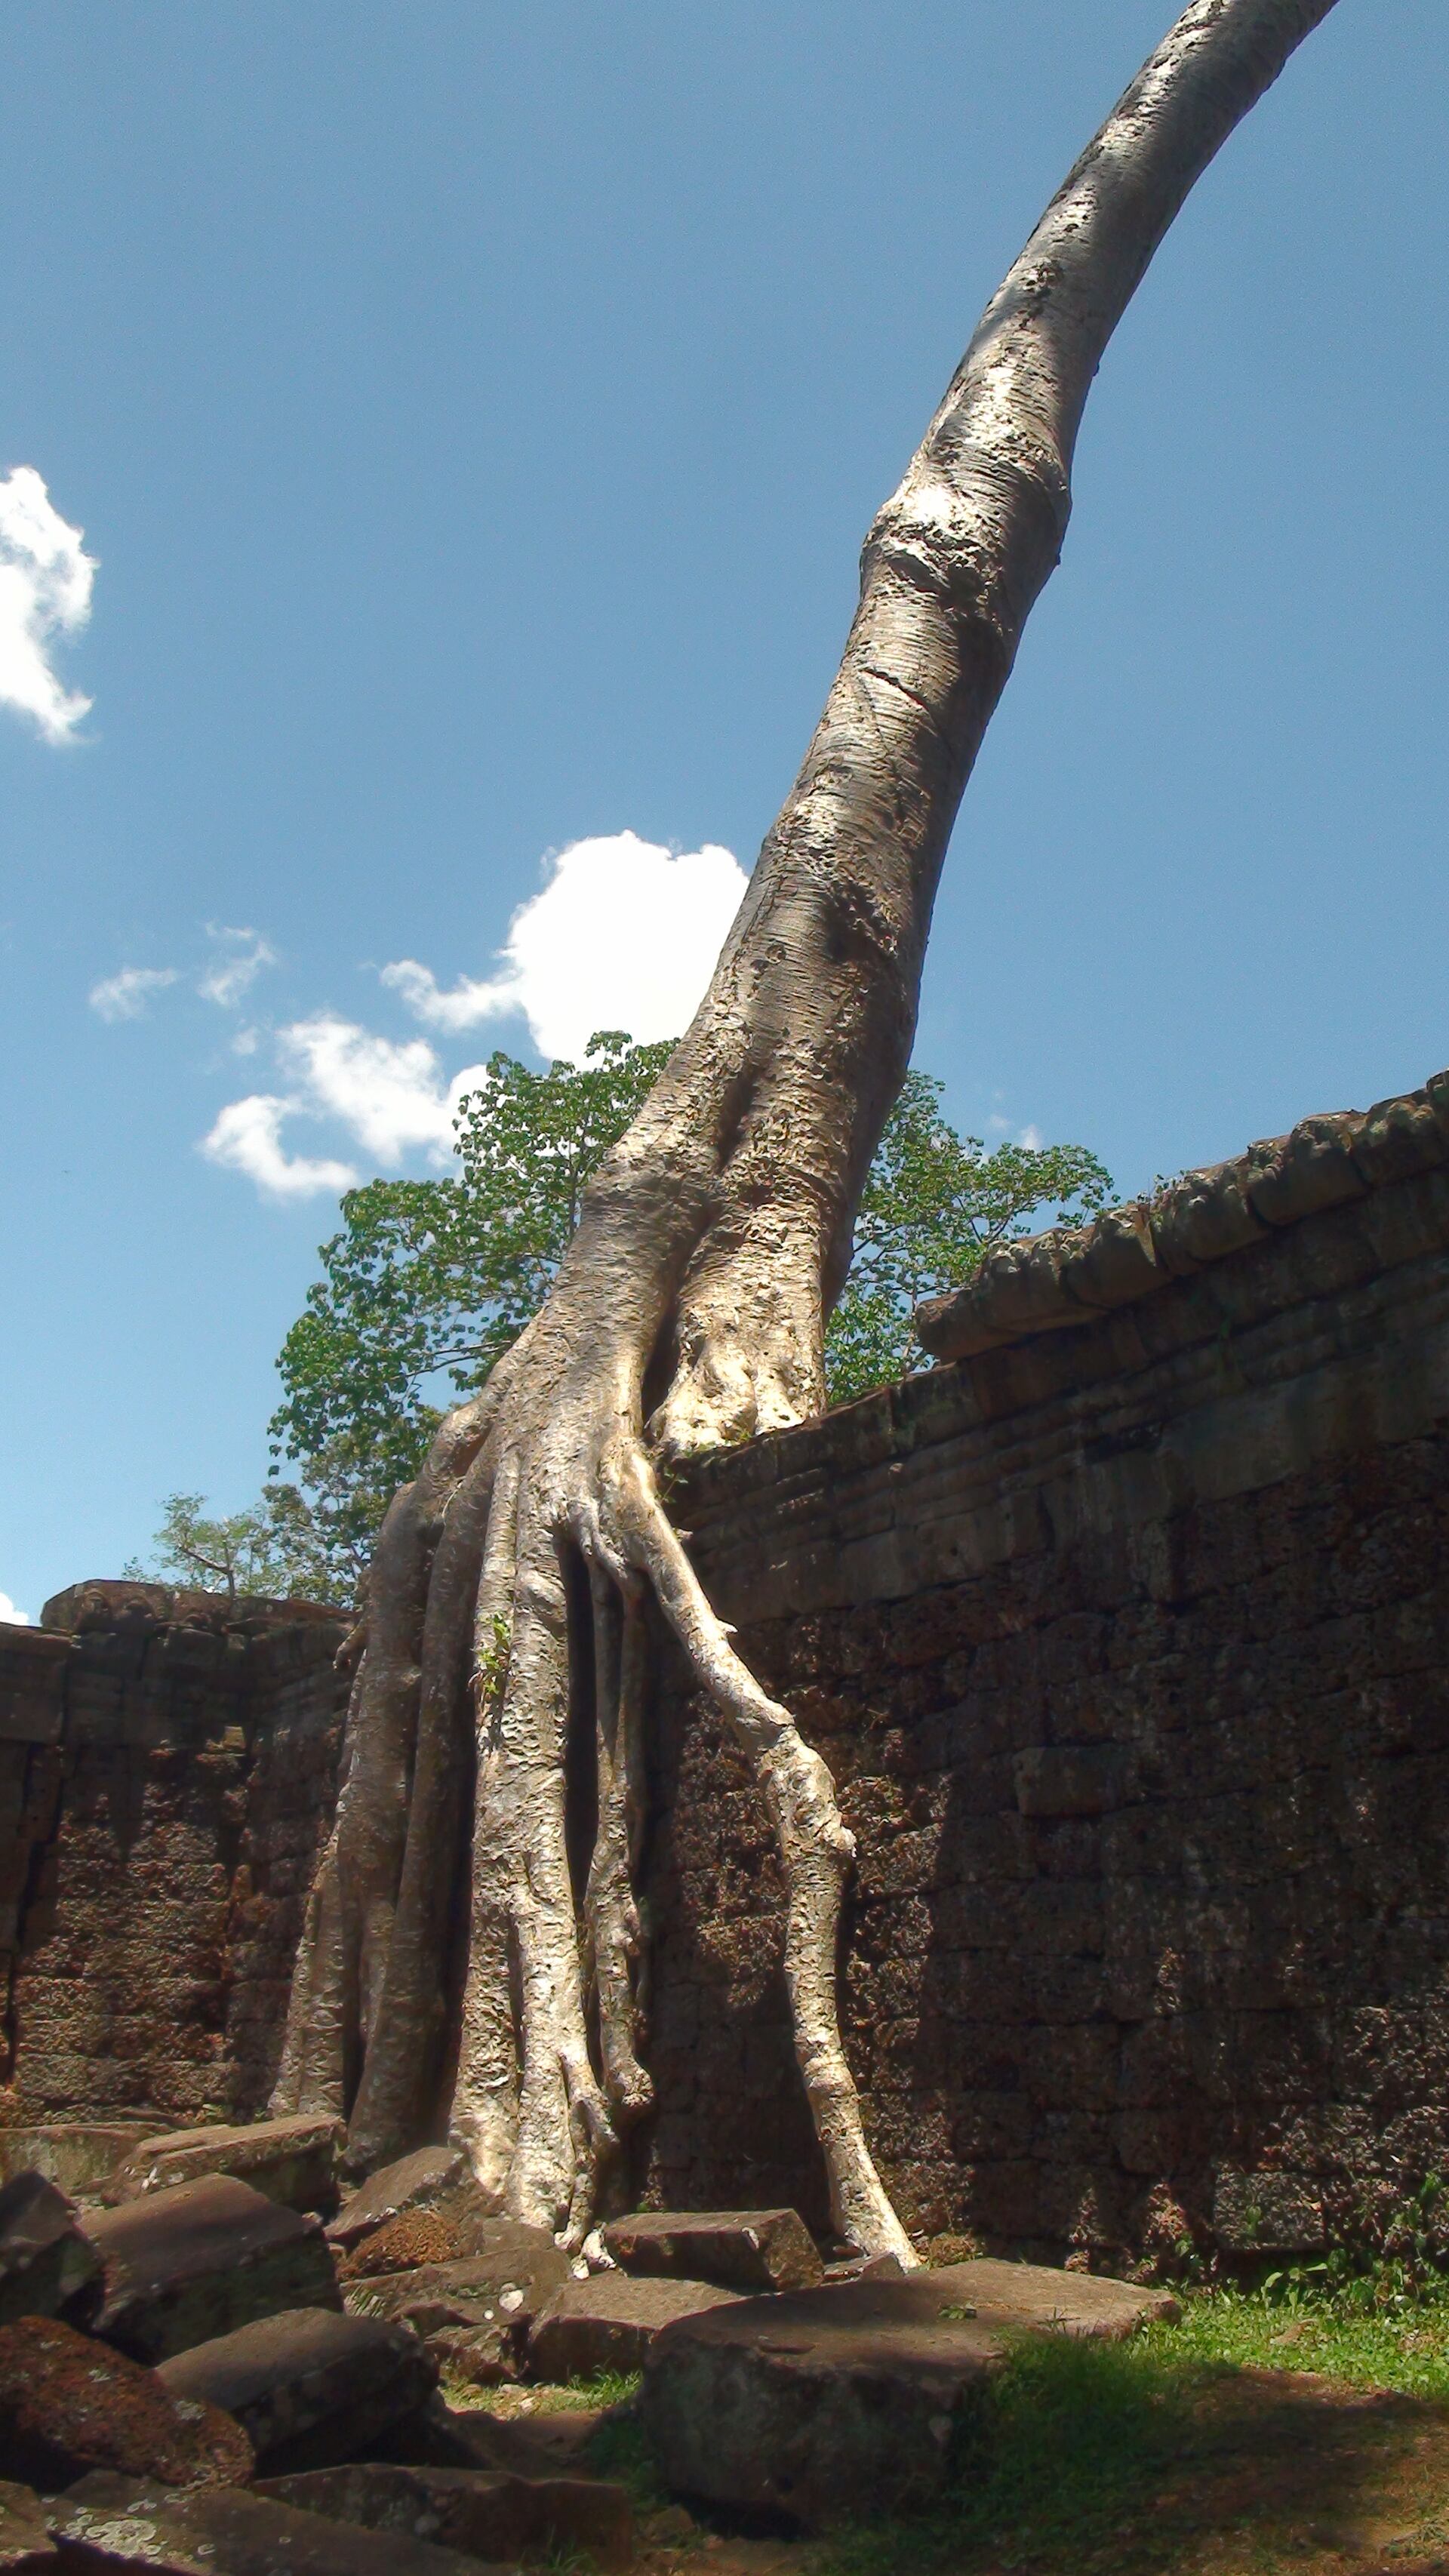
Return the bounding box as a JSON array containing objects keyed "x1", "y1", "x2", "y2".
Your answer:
[{"x1": 275, "y1": 0, "x2": 1340, "y2": 2255}]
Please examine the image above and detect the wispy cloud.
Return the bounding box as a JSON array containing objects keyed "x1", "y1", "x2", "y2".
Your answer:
[
  {"x1": 89, "y1": 965, "x2": 180, "y2": 1023},
  {"x1": 276, "y1": 1017, "x2": 488, "y2": 1164},
  {"x1": 0, "y1": 466, "x2": 96, "y2": 743},
  {"x1": 383, "y1": 831, "x2": 746, "y2": 1063},
  {"x1": 0, "y1": 1590, "x2": 30, "y2": 1626},
  {"x1": 201, "y1": 1095, "x2": 358, "y2": 1201},
  {"x1": 198, "y1": 925, "x2": 277, "y2": 1008}
]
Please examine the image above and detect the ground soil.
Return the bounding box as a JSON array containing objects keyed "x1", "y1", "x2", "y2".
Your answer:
[{"x1": 473, "y1": 2368, "x2": 1449, "y2": 2575}]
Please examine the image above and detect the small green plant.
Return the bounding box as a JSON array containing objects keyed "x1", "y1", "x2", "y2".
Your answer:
[{"x1": 473, "y1": 1611, "x2": 512, "y2": 1720}]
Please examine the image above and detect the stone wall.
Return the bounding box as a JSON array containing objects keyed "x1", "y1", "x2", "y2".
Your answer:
[
  {"x1": 640, "y1": 1149, "x2": 1449, "y2": 2267},
  {"x1": 0, "y1": 1584, "x2": 347, "y2": 2133},
  {"x1": 5, "y1": 1090, "x2": 1449, "y2": 2270}
]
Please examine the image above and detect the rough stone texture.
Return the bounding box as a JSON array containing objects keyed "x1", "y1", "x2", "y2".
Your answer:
[
  {"x1": 0, "y1": 2315, "x2": 253, "y2": 2494},
  {"x1": 0, "y1": 2483, "x2": 53, "y2": 2571},
  {"x1": 258, "y1": 2463, "x2": 632, "y2": 2567},
  {"x1": 158, "y1": 2309, "x2": 436, "y2": 2476},
  {"x1": 100, "y1": 2117, "x2": 345, "y2": 2217},
  {"x1": 0, "y1": 2175, "x2": 100, "y2": 2328},
  {"x1": 334, "y1": 2182, "x2": 512, "y2": 2284},
  {"x1": 641, "y1": 2257, "x2": 1172, "y2": 2525},
  {"x1": 325, "y1": 2151, "x2": 468, "y2": 2254},
  {"x1": 0, "y1": 1587, "x2": 347, "y2": 2135},
  {"x1": 88, "y1": 2177, "x2": 340, "y2": 2365},
  {"x1": 603, "y1": 2206, "x2": 823, "y2": 2293},
  {"x1": 45, "y1": 2473, "x2": 490, "y2": 2574},
  {"x1": 637, "y1": 1149, "x2": 1449, "y2": 2267},
  {"x1": 346, "y1": 2223, "x2": 570, "y2": 2386},
  {"x1": 0, "y1": 2132, "x2": 152, "y2": 2199},
  {"x1": 528, "y1": 2273, "x2": 741, "y2": 2379}
]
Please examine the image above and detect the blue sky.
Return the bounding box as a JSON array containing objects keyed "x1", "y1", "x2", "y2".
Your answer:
[{"x1": 2, "y1": 2, "x2": 1444, "y2": 1622}]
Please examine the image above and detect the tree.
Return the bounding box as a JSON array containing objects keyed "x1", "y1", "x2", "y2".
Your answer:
[
  {"x1": 270, "y1": 1044, "x2": 1111, "y2": 1580},
  {"x1": 272, "y1": 2, "x2": 1341, "y2": 2263},
  {"x1": 125, "y1": 1487, "x2": 345, "y2": 1606},
  {"x1": 823, "y1": 1075, "x2": 1111, "y2": 1404}
]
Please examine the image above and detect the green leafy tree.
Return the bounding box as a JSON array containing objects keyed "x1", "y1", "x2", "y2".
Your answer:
[
  {"x1": 264, "y1": 1038, "x2": 1109, "y2": 1594},
  {"x1": 124, "y1": 1485, "x2": 344, "y2": 1605},
  {"x1": 823, "y1": 1072, "x2": 1113, "y2": 1403}
]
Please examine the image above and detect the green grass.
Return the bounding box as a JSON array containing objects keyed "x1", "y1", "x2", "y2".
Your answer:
[{"x1": 1149, "y1": 2269, "x2": 1449, "y2": 2401}]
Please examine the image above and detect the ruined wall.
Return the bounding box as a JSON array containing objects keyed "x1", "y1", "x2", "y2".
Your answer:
[
  {"x1": 5, "y1": 1105, "x2": 1449, "y2": 2269},
  {"x1": 641, "y1": 1152, "x2": 1449, "y2": 2267},
  {"x1": 0, "y1": 1585, "x2": 347, "y2": 2131}
]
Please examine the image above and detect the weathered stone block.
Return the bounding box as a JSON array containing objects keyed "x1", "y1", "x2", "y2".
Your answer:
[{"x1": 88, "y1": 2177, "x2": 341, "y2": 2364}]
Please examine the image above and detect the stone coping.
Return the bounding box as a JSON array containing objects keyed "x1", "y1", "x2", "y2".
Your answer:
[{"x1": 915, "y1": 1069, "x2": 1449, "y2": 1363}]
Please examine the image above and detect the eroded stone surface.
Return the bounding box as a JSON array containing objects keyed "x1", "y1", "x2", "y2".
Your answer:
[
  {"x1": 641, "y1": 2260, "x2": 1175, "y2": 2524},
  {"x1": 102, "y1": 2118, "x2": 345, "y2": 2217},
  {"x1": 603, "y1": 2208, "x2": 823, "y2": 2293},
  {"x1": 0, "y1": 2315, "x2": 252, "y2": 2494},
  {"x1": 0, "y1": 2480, "x2": 53, "y2": 2571},
  {"x1": 259, "y1": 2461, "x2": 632, "y2": 2566},
  {"x1": 88, "y1": 2177, "x2": 340, "y2": 2364},
  {"x1": 346, "y1": 2223, "x2": 571, "y2": 2384},
  {"x1": 0, "y1": 2174, "x2": 101, "y2": 2328},
  {"x1": 325, "y1": 2151, "x2": 467, "y2": 2253},
  {"x1": 45, "y1": 2473, "x2": 493, "y2": 2572},
  {"x1": 158, "y1": 2307, "x2": 436, "y2": 2475},
  {"x1": 528, "y1": 2273, "x2": 740, "y2": 2379},
  {"x1": 336, "y1": 2186, "x2": 523, "y2": 2284}
]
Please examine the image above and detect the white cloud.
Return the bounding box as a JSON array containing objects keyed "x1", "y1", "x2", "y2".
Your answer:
[
  {"x1": 383, "y1": 830, "x2": 747, "y2": 1063},
  {"x1": 199, "y1": 925, "x2": 277, "y2": 1008},
  {"x1": 276, "y1": 1015, "x2": 488, "y2": 1164},
  {"x1": 89, "y1": 965, "x2": 180, "y2": 1023},
  {"x1": 0, "y1": 1591, "x2": 29, "y2": 1626},
  {"x1": 0, "y1": 466, "x2": 96, "y2": 742},
  {"x1": 201, "y1": 1094, "x2": 358, "y2": 1200}
]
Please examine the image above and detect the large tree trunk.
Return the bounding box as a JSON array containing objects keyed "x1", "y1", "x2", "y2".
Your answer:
[{"x1": 274, "y1": 0, "x2": 1339, "y2": 2256}]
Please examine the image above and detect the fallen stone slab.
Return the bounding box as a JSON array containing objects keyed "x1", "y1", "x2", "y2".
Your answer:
[
  {"x1": 260, "y1": 2461, "x2": 632, "y2": 2567},
  {"x1": 640, "y1": 2259, "x2": 1177, "y2": 2525},
  {"x1": 0, "y1": 2481, "x2": 54, "y2": 2571},
  {"x1": 528, "y1": 2273, "x2": 741, "y2": 2380},
  {"x1": 346, "y1": 2224, "x2": 571, "y2": 2382},
  {"x1": 88, "y1": 2176, "x2": 341, "y2": 2365},
  {"x1": 0, "y1": 2128, "x2": 153, "y2": 2203},
  {"x1": 603, "y1": 2208, "x2": 824, "y2": 2294},
  {"x1": 0, "y1": 2174, "x2": 102, "y2": 2328},
  {"x1": 336, "y1": 2183, "x2": 521, "y2": 2285},
  {"x1": 0, "y1": 2316, "x2": 252, "y2": 2494},
  {"x1": 45, "y1": 2473, "x2": 498, "y2": 2573},
  {"x1": 101, "y1": 2119, "x2": 346, "y2": 2218},
  {"x1": 370, "y1": 2391, "x2": 605, "y2": 2480},
  {"x1": 158, "y1": 2307, "x2": 437, "y2": 2476},
  {"x1": 325, "y1": 2150, "x2": 468, "y2": 2253}
]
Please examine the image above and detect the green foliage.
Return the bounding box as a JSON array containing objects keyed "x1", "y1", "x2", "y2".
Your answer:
[
  {"x1": 822, "y1": 1072, "x2": 1113, "y2": 1404},
  {"x1": 259, "y1": 1039, "x2": 1107, "y2": 1597},
  {"x1": 124, "y1": 1486, "x2": 346, "y2": 1605}
]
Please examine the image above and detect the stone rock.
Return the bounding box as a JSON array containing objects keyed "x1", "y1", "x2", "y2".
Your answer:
[
  {"x1": 600, "y1": 2206, "x2": 820, "y2": 2294},
  {"x1": 0, "y1": 2481, "x2": 54, "y2": 2570},
  {"x1": 45, "y1": 2473, "x2": 494, "y2": 2572},
  {"x1": 640, "y1": 2259, "x2": 1177, "y2": 2525},
  {"x1": 335, "y1": 2183, "x2": 518, "y2": 2283},
  {"x1": 604, "y1": 2208, "x2": 824, "y2": 2294},
  {"x1": 88, "y1": 2177, "x2": 342, "y2": 2365},
  {"x1": 0, "y1": 2131, "x2": 153, "y2": 2203},
  {"x1": 325, "y1": 2151, "x2": 468, "y2": 2254},
  {"x1": 259, "y1": 2461, "x2": 633, "y2": 2567},
  {"x1": 369, "y1": 2390, "x2": 603, "y2": 2480},
  {"x1": 528, "y1": 2273, "x2": 741, "y2": 2380},
  {"x1": 0, "y1": 2174, "x2": 101, "y2": 2328},
  {"x1": 158, "y1": 2307, "x2": 437, "y2": 2476},
  {"x1": 346, "y1": 2222, "x2": 571, "y2": 2384},
  {"x1": 101, "y1": 2119, "x2": 346, "y2": 2218},
  {"x1": 0, "y1": 2315, "x2": 253, "y2": 2494}
]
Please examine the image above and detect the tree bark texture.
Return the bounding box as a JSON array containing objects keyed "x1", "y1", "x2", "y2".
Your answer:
[{"x1": 274, "y1": 0, "x2": 1340, "y2": 2254}]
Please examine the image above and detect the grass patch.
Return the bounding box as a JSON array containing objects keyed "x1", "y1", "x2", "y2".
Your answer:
[{"x1": 1149, "y1": 2264, "x2": 1449, "y2": 2400}]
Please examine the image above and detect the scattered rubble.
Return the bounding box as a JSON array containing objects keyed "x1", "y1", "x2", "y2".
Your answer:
[
  {"x1": 0, "y1": 2316, "x2": 252, "y2": 2494},
  {"x1": 258, "y1": 2461, "x2": 632, "y2": 2565},
  {"x1": 87, "y1": 2176, "x2": 340, "y2": 2364},
  {"x1": 45, "y1": 2472, "x2": 495, "y2": 2572},
  {"x1": 325, "y1": 2149, "x2": 470, "y2": 2252},
  {"x1": 528, "y1": 2271, "x2": 743, "y2": 2377},
  {"x1": 603, "y1": 2206, "x2": 824, "y2": 2294},
  {"x1": 158, "y1": 2308, "x2": 437, "y2": 2475},
  {"x1": 0, "y1": 2175, "x2": 101, "y2": 2329},
  {"x1": 100, "y1": 2117, "x2": 346, "y2": 2217}
]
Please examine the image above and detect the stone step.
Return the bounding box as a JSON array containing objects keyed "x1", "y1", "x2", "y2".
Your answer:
[
  {"x1": 528, "y1": 2273, "x2": 742, "y2": 2380},
  {"x1": 46, "y1": 2474, "x2": 507, "y2": 2574},
  {"x1": 601, "y1": 2206, "x2": 824, "y2": 2294},
  {"x1": 100, "y1": 2116, "x2": 346, "y2": 2217},
  {"x1": 0, "y1": 2314, "x2": 251, "y2": 2495},
  {"x1": 259, "y1": 2462, "x2": 632, "y2": 2568},
  {"x1": 0, "y1": 2173, "x2": 101, "y2": 2329},
  {"x1": 158, "y1": 2307, "x2": 437, "y2": 2476},
  {"x1": 640, "y1": 2257, "x2": 1179, "y2": 2525},
  {"x1": 87, "y1": 2175, "x2": 341, "y2": 2365}
]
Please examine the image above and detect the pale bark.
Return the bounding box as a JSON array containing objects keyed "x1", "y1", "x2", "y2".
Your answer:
[{"x1": 275, "y1": 1, "x2": 1339, "y2": 2253}]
